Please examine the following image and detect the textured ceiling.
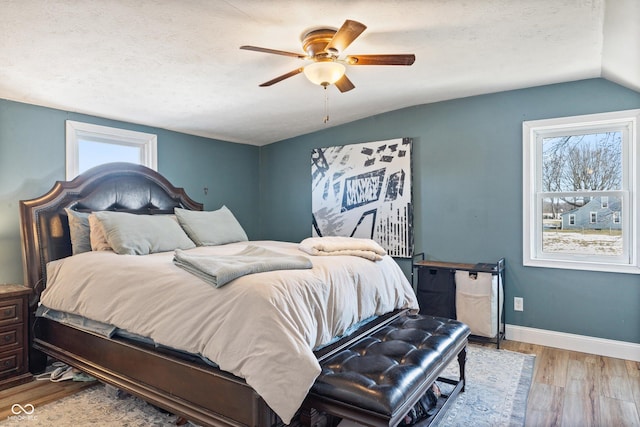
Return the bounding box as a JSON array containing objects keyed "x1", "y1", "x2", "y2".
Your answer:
[{"x1": 1, "y1": 0, "x2": 638, "y2": 146}]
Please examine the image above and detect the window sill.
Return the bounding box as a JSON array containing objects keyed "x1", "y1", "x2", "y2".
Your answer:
[{"x1": 524, "y1": 258, "x2": 640, "y2": 275}]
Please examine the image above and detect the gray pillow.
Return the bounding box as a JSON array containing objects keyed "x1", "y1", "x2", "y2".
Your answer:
[
  {"x1": 174, "y1": 206, "x2": 248, "y2": 246},
  {"x1": 93, "y1": 211, "x2": 195, "y2": 255},
  {"x1": 65, "y1": 208, "x2": 91, "y2": 254}
]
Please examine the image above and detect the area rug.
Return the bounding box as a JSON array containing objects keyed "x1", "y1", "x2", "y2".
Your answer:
[
  {"x1": 435, "y1": 345, "x2": 535, "y2": 427},
  {"x1": 1, "y1": 345, "x2": 534, "y2": 427}
]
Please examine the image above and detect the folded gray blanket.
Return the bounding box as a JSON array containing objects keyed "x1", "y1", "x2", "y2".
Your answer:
[{"x1": 173, "y1": 245, "x2": 313, "y2": 288}]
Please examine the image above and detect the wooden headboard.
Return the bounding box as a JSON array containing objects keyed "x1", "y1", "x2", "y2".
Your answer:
[{"x1": 19, "y1": 162, "x2": 203, "y2": 307}]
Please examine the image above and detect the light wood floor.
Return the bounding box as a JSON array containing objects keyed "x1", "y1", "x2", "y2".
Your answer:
[
  {"x1": 0, "y1": 378, "x2": 95, "y2": 420},
  {"x1": 493, "y1": 340, "x2": 640, "y2": 427},
  {"x1": 0, "y1": 341, "x2": 638, "y2": 426}
]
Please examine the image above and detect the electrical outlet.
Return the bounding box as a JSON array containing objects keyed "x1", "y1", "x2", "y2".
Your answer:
[{"x1": 514, "y1": 297, "x2": 524, "y2": 312}]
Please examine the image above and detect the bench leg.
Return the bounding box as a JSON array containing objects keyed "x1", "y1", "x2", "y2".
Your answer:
[{"x1": 457, "y1": 346, "x2": 467, "y2": 392}]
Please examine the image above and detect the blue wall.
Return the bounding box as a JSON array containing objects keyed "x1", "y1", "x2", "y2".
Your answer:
[
  {"x1": 2, "y1": 78, "x2": 638, "y2": 345},
  {"x1": 0, "y1": 99, "x2": 259, "y2": 284},
  {"x1": 259, "y1": 78, "x2": 640, "y2": 344}
]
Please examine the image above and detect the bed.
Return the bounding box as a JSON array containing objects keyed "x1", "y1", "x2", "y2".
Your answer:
[{"x1": 19, "y1": 162, "x2": 419, "y2": 426}]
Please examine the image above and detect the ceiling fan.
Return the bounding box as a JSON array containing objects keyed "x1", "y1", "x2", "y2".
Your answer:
[{"x1": 240, "y1": 19, "x2": 415, "y2": 93}]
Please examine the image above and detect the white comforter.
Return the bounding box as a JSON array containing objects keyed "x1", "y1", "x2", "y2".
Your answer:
[{"x1": 40, "y1": 241, "x2": 418, "y2": 423}]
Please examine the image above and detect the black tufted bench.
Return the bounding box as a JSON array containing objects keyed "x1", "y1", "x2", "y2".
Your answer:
[{"x1": 302, "y1": 312, "x2": 471, "y2": 426}]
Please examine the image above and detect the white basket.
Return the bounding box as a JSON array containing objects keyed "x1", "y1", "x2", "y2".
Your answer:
[{"x1": 455, "y1": 271, "x2": 503, "y2": 338}]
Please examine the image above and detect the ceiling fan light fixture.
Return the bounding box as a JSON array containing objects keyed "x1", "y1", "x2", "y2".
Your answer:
[{"x1": 303, "y1": 61, "x2": 346, "y2": 86}]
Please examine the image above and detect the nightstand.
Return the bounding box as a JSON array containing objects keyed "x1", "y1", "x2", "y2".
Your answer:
[{"x1": 0, "y1": 284, "x2": 32, "y2": 390}]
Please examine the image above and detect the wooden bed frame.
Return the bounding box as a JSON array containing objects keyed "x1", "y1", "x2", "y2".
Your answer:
[{"x1": 19, "y1": 162, "x2": 405, "y2": 427}]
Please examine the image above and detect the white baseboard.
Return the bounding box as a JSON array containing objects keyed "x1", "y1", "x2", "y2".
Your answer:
[{"x1": 505, "y1": 324, "x2": 640, "y2": 362}]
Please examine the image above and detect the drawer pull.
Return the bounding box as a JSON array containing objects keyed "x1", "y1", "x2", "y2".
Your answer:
[
  {"x1": 3, "y1": 334, "x2": 12, "y2": 342},
  {"x1": 3, "y1": 360, "x2": 11, "y2": 367},
  {"x1": 3, "y1": 309, "x2": 12, "y2": 317}
]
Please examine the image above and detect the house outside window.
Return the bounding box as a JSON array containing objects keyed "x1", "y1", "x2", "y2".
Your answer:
[
  {"x1": 66, "y1": 121, "x2": 157, "y2": 180},
  {"x1": 523, "y1": 109, "x2": 640, "y2": 274}
]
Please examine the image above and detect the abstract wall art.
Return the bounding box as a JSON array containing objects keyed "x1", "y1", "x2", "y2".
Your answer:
[{"x1": 311, "y1": 138, "x2": 413, "y2": 257}]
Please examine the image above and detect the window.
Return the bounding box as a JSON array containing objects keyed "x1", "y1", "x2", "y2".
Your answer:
[
  {"x1": 523, "y1": 109, "x2": 639, "y2": 274},
  {"x1": 613, "y1": 211, "x2": 621, "y2": 224},
  {"x1": 66, "y1": 121, "x2": 157, "y2": 179}
]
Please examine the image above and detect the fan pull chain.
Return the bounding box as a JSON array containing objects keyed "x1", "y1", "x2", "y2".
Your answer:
[{"x1": 323, "y1": 84, "x2": 329, "y2": 124}]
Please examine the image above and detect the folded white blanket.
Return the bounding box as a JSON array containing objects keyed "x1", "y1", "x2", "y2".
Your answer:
[
  {"x1": 299, "y1": 236, "x2": 387, "y2": 261},
  {"x1": 174, "y1": 245, "x2": 312, "y2": 287}
]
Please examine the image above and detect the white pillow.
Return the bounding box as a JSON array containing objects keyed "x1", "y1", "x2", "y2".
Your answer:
[
  {"x1": 174, "y1": 206, "x2": 248, "y2": 246},
  {"x1": 88, "y1": 214, "x2": 112, "y2": 251},
  {"x1": 93, "y1": 211, "x2": 195, "y2": 255}
]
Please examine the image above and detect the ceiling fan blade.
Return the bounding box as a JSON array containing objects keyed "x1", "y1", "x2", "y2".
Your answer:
[
  {"x1": 335, "y1": 74, "x2": 355, "y2": 93},
  {"x1": 259, "y1": 68, "x2": 304, "y2": 87},
  {"x1": 240, "y1": 45, "x2": 307, "y2": 59},
  {"x1": 346, "y1": 54, "x2": 416, "y2": 66},
  {"x1": 325, "y1": 20, "x2": 367, "y2": 53}
]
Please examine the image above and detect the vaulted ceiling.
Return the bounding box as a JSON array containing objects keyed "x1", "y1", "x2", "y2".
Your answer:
[{"x1": 1, "y1": 0, "x2": 638, "y2": 146}]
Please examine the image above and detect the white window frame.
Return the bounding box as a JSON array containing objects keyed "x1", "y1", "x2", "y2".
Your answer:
[
  {"x1": 601, "y1": 196, "x2": 608, "y2": 208},
  {"x1": 523, "y1": 109, "x2": 640, "y2": 274},
  {"x1": 590, "y1": 212, "x2": 597, "y2": 224},
  {"x1": 66, "y1": 120, "x2": 157, "y2": 180}
]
